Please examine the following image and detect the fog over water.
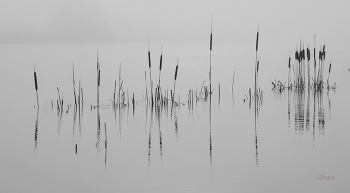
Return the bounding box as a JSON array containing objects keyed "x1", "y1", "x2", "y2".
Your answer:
[{"x1": 1, "y1": 0, "x2": 350, "y2": 192}]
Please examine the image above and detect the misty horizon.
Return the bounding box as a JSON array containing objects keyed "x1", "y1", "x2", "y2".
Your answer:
[{"x1": 1, "y1": 0, "x2": 349, "y2": 47}]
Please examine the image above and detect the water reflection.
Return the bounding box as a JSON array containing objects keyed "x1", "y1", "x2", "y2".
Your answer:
[
  {"x1": 306, "y1": 89, "x2": 311, "y2": 131},
  {"x1": 118, "y1": 106, "x2": 124, "y2": 141},
  {"x1": 34, "y1": 108, "x2": 39, "y2": 153},
  {"x1": 294, "y1": 89, "x2": 305, "y2": 133},
  {"x1": 96, "y1": 106, "x2": 101, "y2": 151},
  {"x1": 254, "y1": 94, "x2": 259, "y2": 166},
  {"x1": 317, "y1": 91, "x2": 325, "y2": 135},
  {"x1": 148, "y1": 109, "x2": 152, "y2": 171},
  {"x1": 104, "y1": 122, "x2": 107, "y2": 167},
  {"x1": 57, "y1": 104, "x2": 63, "y2": 135},
  {"x1": 209, "y1": 95, "x2": 212, "y2": 176},
  {"x1": 288, "y1": 90, "x2": 291, "y2": 129},
  {"x1": 147, "y1": 105, "x2": 154, "y2": 172},
  {"x1": 155, "y1": 104, "x2": 163, "y2": 162},
  {"x1": 72, "y1": 107, "x2": 77, "y2": 148},
  {"x1": 327, "y1": 90, "x2": 331, "y2": 119},
  {"x1": 283, "y1": 88, "x2": 331, "y2": 141},
  {"x1": 174, "y1": 110, "x2": 178, "y2": 142}
]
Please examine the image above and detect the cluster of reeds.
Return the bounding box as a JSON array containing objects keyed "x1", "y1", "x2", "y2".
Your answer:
[
  {"x1": 56, "y1": 87, "x2": 64, "y2": 113},
  {"x1": 197, "y1": 80, "x2": 210, "y2": 100},
  {"x1": 154, "y1": 44, "x2": 172, "y2": 107},
  {"x1": 72, "y1": 64, "x2": 84, "y2": 113},
  {"x1": 144, "y1": 38, "x2": 182, "y2": 109},
  {"x1": 113, "y1": 63, "x2": 128, "y2": 109},
  {"x1": 196, "y1": 17, "x2": 215, "y2": 102},
  {"x1": 272, "y1": 37, "x2": 335, "y2": 92},
  {"x1": 187, "y1": 89, "x2": 196, "y2": 110},
  {"x1": 245, "y1": 27, "x2": 263, "y2": 106}
]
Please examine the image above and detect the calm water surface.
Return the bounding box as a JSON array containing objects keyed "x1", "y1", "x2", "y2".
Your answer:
[{"x1": 1, "y1": 43, "x2": 350, "y2": 192}]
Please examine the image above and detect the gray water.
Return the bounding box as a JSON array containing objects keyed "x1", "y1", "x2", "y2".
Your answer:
[{"x1": 1, "y1": 43, "x2": 350, "y2": 192}]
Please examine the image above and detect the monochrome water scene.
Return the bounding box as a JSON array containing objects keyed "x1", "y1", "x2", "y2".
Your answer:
[{"x1": 1, "y1": 1, "x2": 350, "y2": 192}]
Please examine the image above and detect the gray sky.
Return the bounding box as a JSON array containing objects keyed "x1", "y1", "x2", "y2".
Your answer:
[{"x1": 0, "y1": 0, "x2": 349, "y2": 46}]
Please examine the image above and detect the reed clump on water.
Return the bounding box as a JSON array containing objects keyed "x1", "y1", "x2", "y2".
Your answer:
[{"x1": 272, "y1": 37, "x2": 335, "y2": 92}]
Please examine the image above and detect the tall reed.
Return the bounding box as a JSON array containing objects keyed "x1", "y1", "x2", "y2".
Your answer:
[
  {"x1": 157, "y1": 45, "x2": 163, "y2": 104},
  {"x1": 172, "y1": 59, "x2": 179, "y2": 106},
  {"x1": 118, "y1": 63, "x2": 122, "y2": 107},
  {"x1": 72, "y1": 63, "x2": 77, "y2": 110},
  {"x1": 327, "y1": 61, "x2": 331, "y2": 85},
  {"x1": 288, "y1": 56, "x2": 291, "y2": 88},
  {"x1": 209, "y1": 16, "x2": 213, "y2": 96},
  {"x1": 307, "y1": 46, "x2": 310, "y2": 88},
  {"x1": 148, "y1": 36, "x2": 153, "y2": 106},
  {"x1": 97, "y1": 50, "x2": 100, "y2": 108},
  {"x1": 158, "y1": 44, "x2": 163, "y2": 87},
  {"x1": 255, "y1": 26, "x2": 259, "y2": 100},
  {"x1": 33, "y1": 64, "x2": 39, "y2": 108}
]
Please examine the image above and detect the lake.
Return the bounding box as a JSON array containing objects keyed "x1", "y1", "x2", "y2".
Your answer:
[{"x1": 1, "y1": 42, "x2": 349, "y2": 192}]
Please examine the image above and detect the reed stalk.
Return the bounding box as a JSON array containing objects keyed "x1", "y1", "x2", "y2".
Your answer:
[
  {"x1": 255, "y1": 26, "x2": 259, "y2": 104},
  {"x1": 72, "y1": 63, "x2": 77, "y2": 109},
  {"x1": 113, "y1": 80, "x2": 116, "y2": 108},
  {"x1": 148, "y1": 36, "x2": 153, "y2": 106},
  {"x1": 314, "y1": 35, "x2": 316, "y2": 88},
  {"x1": 209, "y1": 16, "x2": 213, "y2": 95},
  {"x1": 145, "y1": 71, "x2": 148, "y2": 103},
  {"x1": 172, "y1": 59, "x2": 179, "y2": 106},
  {"x1": 81, "y1": 87, "x2": 83, "y2": 108},
  {"x1": 118, "y1": 63, "x2": 121, "y2": 107},
  {"x1": 97, "y1": 50, "x2": 100, "y2": 108},
  {"x1": 288, "y1": 56, "x2": 291, "y2": 88},
  {"x1": 232, "y1": 70, "x2": 235, "y2": 94},
  {"x1": 159, "y1": 44, "x2": 163, "y2": 87},
  {"x1": 33, "y1": 64, "x2": 39, "y2": 108},
  {"x1": 104, "y1": 122, "x2": 107, "y2": 148},
  {"x1": 57, "y1": 87, "x2": 63, "y2": 111},
  {"x1": 327, "y1": 61, "x2": 331, "y2": 85},
  {"x1": 78, "y1": 80, "x2": 81, "y2": 110},
  {"x1": 218, "y1": 83, "x2": 220, "y2": 101},
  {"x1": 157, "y1": 45, "x2": 163, "y2": 105},
  {"x1": 307, "y1": 46, "x2": 310, "y2": 88}
]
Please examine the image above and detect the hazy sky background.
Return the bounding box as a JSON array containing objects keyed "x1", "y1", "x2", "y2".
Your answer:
[{"x1": 0, "y1": 0, "x2": 349, "y2": 46}]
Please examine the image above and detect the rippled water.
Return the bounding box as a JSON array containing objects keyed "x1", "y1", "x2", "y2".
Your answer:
[{"x1": 1, "y1": 43, "x2": 350, "y2": 192}]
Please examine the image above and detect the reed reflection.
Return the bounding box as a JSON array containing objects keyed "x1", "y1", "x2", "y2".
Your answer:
[
  {"x1": 155, "y1": 103, "x2": 163, "y2": 162},
  {"x1": 317, "y1": 91, "x2": 325, "y2": 135},
  {"x1": 327, "y1": 90, "x2": 331, "y2": 119},
  {"x1": 34, "y1": 108, "x2": 39, "y2": 153},
  {"x1": 104, "y1": 123, "x2": 108, "y2": 167},
  {"x1": 254, "y1": 91, "x2": 259, "y2": 166},
  {"x1": 174, "y1": 110, "x2": 178, "y2": 142},
  {"x1": 288, "y1": 90, "x2": 291, "y2": 129},
  {"x1": 284, "y1": 87, "x2": 330, "y2": 141},
  {"x1": 294, "y1": 89, "x2": 306, "y2": 133},
  {"x1": 148, "y1": 106, "x2": 153, "y2": 171},
  {"x1": 306, "y1": 89, "x2": 311, "y2": 131},
  {"x1": 96, "y1": 106, "x2": 101, "y2": 151},
  {"x1": 57, "y1": 107, "x2": 63, "y2": 135},
  {"x1": 148, "y1": 127, "x2": 151, "y2": 172},
  {"x1": 209, "y1": 95, "x2": 212, "y2": 175}
]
